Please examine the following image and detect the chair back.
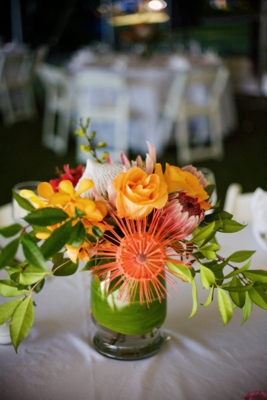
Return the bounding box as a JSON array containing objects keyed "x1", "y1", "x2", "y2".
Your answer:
[
  {"x1": 73, "y1": 70, "x2": 130, "y2": 163},
  {"x1": 224, "y1": 183, "x2": 253, "y2": 222}
]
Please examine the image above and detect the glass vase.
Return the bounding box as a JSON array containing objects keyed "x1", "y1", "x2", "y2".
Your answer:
[{"x1": 90, "y1": 276, "x2": 167, "y2": 361}]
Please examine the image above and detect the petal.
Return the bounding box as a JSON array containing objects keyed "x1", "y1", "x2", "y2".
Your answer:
[
  {"x1": 146, "y1": 141, "x2": 156, "y2": 166},
  {"x1": 36, "y1": 232, "x2": 51, "y2": 240},
  {"x1": 66, "y1": 246, "x2": 78, "y2": 263},
  {"x1": 107, "y1": 182, "x2": 118, "y2": 209},
  {"x1": 120, "y1": 151, "x2": 131, "y2": 168},
  {"x1": 106, "y1": 155, "x2": 114, "y2": 164},
  {"x1": 49, "y1": 193, "x2": 71, "y2": 205},
  {"x1": 145, "y1": 154, "x2": 154, "y2": 175},
  {"x1": 75, "y1": 178, "x2": 94, "y2": 197},
  {"x1": 20, "y1": 189, "x2": 37, "y2": 200},
  {"x1": 59, "y1": 180, "x2": 74, "y2": 196},
  {"x1": 38, "y1": 182, "x2": 54, "y2": 199}
]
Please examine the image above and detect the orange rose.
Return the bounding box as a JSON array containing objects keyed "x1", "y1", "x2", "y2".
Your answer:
[
  {"x1": 155, "y1": 163, "x2": 211, "y2": 210},
  {"x1": 113, "y1": 167, "x2": 168, "y2": 218}
]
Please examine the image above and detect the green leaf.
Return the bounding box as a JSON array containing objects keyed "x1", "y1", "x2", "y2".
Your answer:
[
  {"x1": 51, "y1": 252, "x2": 64, "y2": 264},
  {"x1": 192, "y1": 221, "x2": 215, "y2": 243},
  {"x1": 218, "y1": 220, "x2": 246, "y2": 233},
  {"x1": 80, "y1": 258, "x2": 97, "y2": 271},
  {"x1": 67, "y1": 220, "x2": 86, "y2": 248},
  {"x1": 12, "y1": 189, "x2": 35, "y2": 212},
  {"x1": 0, "y1": 298, "x2": 23, "y2": 325},
  {"x1": 224, "y1": 260, "x2": 251, "y2": 279},
  {"x1": 244, "y1": 270, "x2": 267, "y2": 283},
  {"x1": 52, "y1": 259, "x2": 78, "y2": 276},
  {"x1": 10, "y1": 294, "x2": 34, "y2": 352},
  {"x1": 92, "y1": 226, "x2": 103, "y2": 239},
  {"x1": 24, "y1": 208, "x2": 69, "y2": 227},
  {"x1": 248, "y1": 286, "x2": 267, "y2": 310},
  {"x1": 85, "y1": 233, "x2": 97, "y2": 243},
  {"x1": 198, "y1": 249, "x2": 217, "y2": 260},
  {"x1": 217, "y1": 287, "x2": 233, "y2": 324},
  {"x1": 222, "y1": 281, "x2": 254, "y2": 292},
  {"x1": 74, "y1": 208, "x2": 86, "y2": 218},
  {"x1": 228, "y1": 251, "x2": 255, "y2": 263},
  {"x1": 22, "y1": 236, "x2": 49, "y2": 271},
  {"x1": 215, "y1": 269, "x2": 225, "y2": 286},
  {"x1": 242, "y1": 292, "x2": 253, "y2": 324},
  {"x1": 229, "y1": 276, "x2": 246, "y2": 308},
  {"x1": 189, "y1": 279, "x2": 197, "y2": 318},
  {"x1": 31, "y1": 225, "x2": 51, "y2": 234},
  {"x1": 166, "y1": 261, "x2": 193, "y2": 282},
  {"x1": 205, "y1": 184, "x2": 215, "y2": 198},
  {"x1": 0, "y1": 238, "x2": 20, "y2": 269},
  {"x1": 200, "y1": 264, "x2": 215, "y2": 289},
  {"x1": 108, "y1": 276, "x2": 123, "y2": 293},
  {"x1": 199, "y1": 243, "x2": 220, "y2": 251},
  {"x1": 201, "y1": 285, "x2": 214, "y2": 307},
  {"x1": 0, "y1": 279, "x2": 28, "y2": 297},
  {"x1": 31, "y1": 279, "x2": 45, "y2": 294},
  {"x1": 41, "y1": 220, "x2": 73, "y2": 259},
  {"x1": 13, "y1": 265, "x2": 50, "y2": 285},
  {"x1": 0, "y1": 224, "x2": 22, "y2": 238},
  {"x1": 204, "y1": 210, "x2": 233, "y2": 223}
]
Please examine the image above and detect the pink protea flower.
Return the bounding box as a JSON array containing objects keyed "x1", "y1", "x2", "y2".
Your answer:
[
  {"x1": 159, "y1": 191, "x2": 205, "y2": 237},
  {"x1": 91, "y1": 208, "x2": 194, "y2": 305},
  {"x1": 121, "y1": 141, "x2": 156, "y2": 175},
  {"x1": 181, "y1": 165, "x2": 208, "y2": 188},
  {"x1": 244, "y1": 391, "x2": 267, "y2": 400}
]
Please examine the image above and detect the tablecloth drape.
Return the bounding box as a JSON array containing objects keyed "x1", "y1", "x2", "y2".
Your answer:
[{"x1": 0, "y1": 204, "x2": 266, "y2": 400}]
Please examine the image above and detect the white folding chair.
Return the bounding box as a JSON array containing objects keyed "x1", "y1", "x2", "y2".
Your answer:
[
  {"x1": 73, "y1": 70, "x2": 130, "y2": 163},
  {"x1": 224, "y1": 183, "x2": 253, "y2": 222},
  {"x1": 36, "y1": 64, "x2": 73, "y2": 156},
  {"x1": 0, "y1": 50, "x2": 36, "y2": 124},
  {"x1": 160, "y1": 66, "x2": 229, "y2": 165}
]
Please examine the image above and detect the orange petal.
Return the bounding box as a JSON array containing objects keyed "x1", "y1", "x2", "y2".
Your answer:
[
  {"x1": 75, "y1": 179, "x2": 94, "y2": 197},
  {"x1": 38, "y1": 182, "x2": 54, "y2": 199},
  {"x1": 59, "y1": 180, "x2": 74, "y2": 196},
  {"x1": 49, "y1": 193, "x2": 71, "y2": 205}
]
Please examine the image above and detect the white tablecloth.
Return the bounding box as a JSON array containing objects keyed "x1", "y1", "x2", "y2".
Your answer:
[{"x1": 0, "y1": 203, "x2": 266, "y2": 400}]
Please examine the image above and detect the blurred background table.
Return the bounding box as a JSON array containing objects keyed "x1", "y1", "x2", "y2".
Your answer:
[
  {"x1": 69, "y1": 50, "x2": 237, "y2": 161},
  {"x1": 36, "y1": 50, "x2": 237, "y2": 163}
]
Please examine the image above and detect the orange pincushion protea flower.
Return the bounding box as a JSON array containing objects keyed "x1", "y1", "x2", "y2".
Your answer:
[{"x1": 91, "y1": 209, "x2": 194, "y2": 305}]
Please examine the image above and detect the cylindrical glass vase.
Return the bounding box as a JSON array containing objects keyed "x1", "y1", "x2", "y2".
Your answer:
[{"x1": 90, "y1": 276, "x2": 167, "y2": 361}]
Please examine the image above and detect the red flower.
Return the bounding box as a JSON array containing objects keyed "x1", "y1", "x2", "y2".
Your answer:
[{"x1": 50, "y1": 164, "x2": 85, "y2": 193}]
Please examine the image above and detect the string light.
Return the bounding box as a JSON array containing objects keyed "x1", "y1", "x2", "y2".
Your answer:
[{"x1": 147, "y1": 0, "x2": 167, "y2": 12}]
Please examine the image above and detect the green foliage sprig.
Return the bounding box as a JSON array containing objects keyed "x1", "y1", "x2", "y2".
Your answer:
[
  {"x1": 73, "y1": 118, "x2": 109, "y2": 162},
  {"x1": 0, "y1": 183, "x2": 267, "y2": 353},
  {"x1": 0, "y1": 194, "x2": 103, "y2": 352}
]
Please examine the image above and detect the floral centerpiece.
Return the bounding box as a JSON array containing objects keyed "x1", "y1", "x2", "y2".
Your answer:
[{"x1": 1, "y1": 120, "x2": 267, "y2": 359}]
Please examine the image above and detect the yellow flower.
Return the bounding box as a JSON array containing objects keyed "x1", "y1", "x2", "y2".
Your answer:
[
  {"x1": 155, "y1": 163, "x2": 211, "y2": 210},
  {"x1": 66, "y1": 241, "x2": 92, "y2": 263},
  {"x1": 113, "y1": 167, "x2": 168, "y2": 218},
  {"x1": 39, "y1": 179, "x2": 96, "y2": 216},
  {"x1": 19, "y1": 190, "x2": 47, "y2": 209},
  {"x1": 37, "y1": 179, "x2": 107, "y2": 237}
]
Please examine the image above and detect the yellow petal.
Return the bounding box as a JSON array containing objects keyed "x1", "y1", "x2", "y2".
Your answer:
[
  {"x1": 38, "y1": 182, "x2": 54, "y2": 199},
  {"x1": 36, "y1": 232, "x2": 51, "y2": 239},
  {"x1": 20, "y1": 189, "x2": 37, "y2": 200},
  {"x1": 75, "y1": 179, "x2": 94, "y2": 197},
  {"x1": 49, "y1": 193, "x2": 71, "y2": 205},
  {"x1": 66, "y1": 246, "x2": 78, "y2": 263},
  {"x1": 59, "y1": 180, "x2": 74, "y2": 196}
]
